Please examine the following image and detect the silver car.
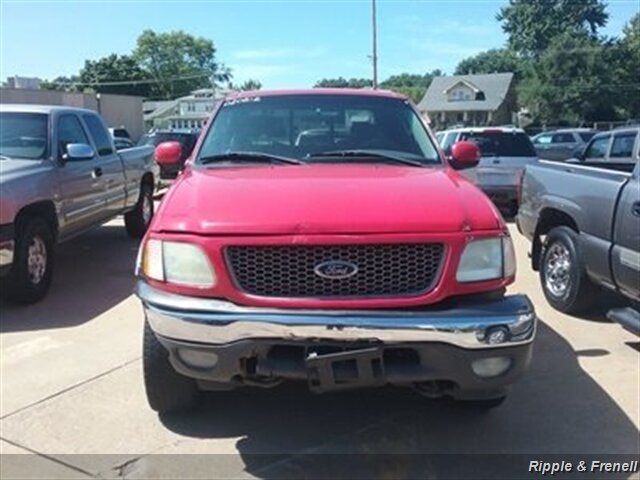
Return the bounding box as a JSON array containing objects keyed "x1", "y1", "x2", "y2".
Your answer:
[
  {"x1": 437, "y1": 127, "x2": 538, "y2": 216},
  {"x1": 531, "y1": 128, "x2": 596, "y2": 161}
]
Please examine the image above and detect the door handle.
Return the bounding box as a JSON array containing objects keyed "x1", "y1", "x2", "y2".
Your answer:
[
  {"x1": 632, "y1": 201, "x2": 640, "y2": 217},
  {"x1": 92, "y1": 167, "x2": 103, "y2": 179},
  {"x1": 492, "y1": 159, "x2": 501, "y2": 164}
]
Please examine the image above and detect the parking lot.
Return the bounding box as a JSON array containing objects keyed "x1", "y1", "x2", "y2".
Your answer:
[{"x1": 0, "y1": 218, "x2": 638, "y2": 479}]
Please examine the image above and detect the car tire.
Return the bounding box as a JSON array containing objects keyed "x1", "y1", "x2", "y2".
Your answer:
[
  {"x1": 539, "y1": 226, "x2": 598, "y2": 314},
  {"x1": 143, "y1": 321, "x2": 200, "y2": 414},
  {"x1": 1, "y1": 217, "x2": 54, "y2": 304},
  {"x1": 125, "y1": 183, "x2": 154, "y2": 239},
  {"x1": 506, "y1": 200, "x2": 519, "y2": 219}
]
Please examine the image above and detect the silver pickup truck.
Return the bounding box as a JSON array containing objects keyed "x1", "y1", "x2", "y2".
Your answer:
[
  {"x1": 517, "y1": 151, "x2": 639, "y2": 334},
  {"x1": 0, "y1": 105, "x2": 157, "y2": 304}
]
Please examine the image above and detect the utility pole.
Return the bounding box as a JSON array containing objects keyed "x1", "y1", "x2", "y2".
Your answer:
[{"x1": 372, "y1": 0, "x2": 378, "y2": 89}]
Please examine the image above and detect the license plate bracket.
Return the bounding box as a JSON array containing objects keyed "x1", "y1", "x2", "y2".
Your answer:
[{"x1": 305, "y1": 347, "x2": 385, "y2": 393}]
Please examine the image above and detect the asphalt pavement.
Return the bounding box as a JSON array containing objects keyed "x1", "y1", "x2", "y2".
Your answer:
[{"x1": 1, "y1": 218, "x2": 638, "y2": 479}]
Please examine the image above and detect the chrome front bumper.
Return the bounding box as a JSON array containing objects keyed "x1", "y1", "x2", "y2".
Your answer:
[{"x1": 136, "y1": 282, "x2": 536, "y2": 349}]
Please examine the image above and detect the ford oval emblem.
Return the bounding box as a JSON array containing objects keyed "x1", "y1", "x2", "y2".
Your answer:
[{"x1": 314, "y1": 260, "x2": 359, "y2": 279}]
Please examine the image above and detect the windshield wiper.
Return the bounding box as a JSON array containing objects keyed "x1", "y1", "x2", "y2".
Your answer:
[
  {"x1": 199, "y1": 152, "x2": 304, "y2": 165},
  {"x1": 307, "y1": 150, "x2": 426, "y2": 167}
]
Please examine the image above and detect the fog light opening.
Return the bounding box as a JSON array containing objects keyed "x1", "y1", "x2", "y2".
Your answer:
[
  {"x1": 178, "y1": 349, "x2": 219, "y2": 369},
  {"x1": 485, "y1": 326, "x2": 511, "y2": 345},
  {"x1": 471, "y1": 356, "x2": 512, "y2": 378}
]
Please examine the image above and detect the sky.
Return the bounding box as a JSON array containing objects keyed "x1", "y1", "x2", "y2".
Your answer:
[{"x1": 1, "y1": 0, "x2": 638, "y2": 89}]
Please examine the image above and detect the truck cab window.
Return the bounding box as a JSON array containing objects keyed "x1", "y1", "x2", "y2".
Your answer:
[
  {"x1": 83, "y1": 114, "x2": 114, "y2": 156},
  {"x1": 58, "y1": 115, "x2": 90, "y2": 157},
  {"x1": 610, "y1": 133, "x2": 636, "y2": 159},
  {"x1": 584, "y1": 136, "x2": 610, "y2": 159}
]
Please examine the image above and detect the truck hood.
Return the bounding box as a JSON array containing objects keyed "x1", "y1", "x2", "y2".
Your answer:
[{"x1": 154, "y1": 164, "x2": 503, "y2": 235}]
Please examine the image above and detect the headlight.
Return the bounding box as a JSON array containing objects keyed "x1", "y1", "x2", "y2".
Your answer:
[
  {"x1": 502, "y1": 235, "x2": 516, "y2": 278},
  {"x1": 456, "y1": 236, "x2": 516, "y2": 283},
  {"x1": 139, "y1": 239, "x2": 216, "y2": 287}
]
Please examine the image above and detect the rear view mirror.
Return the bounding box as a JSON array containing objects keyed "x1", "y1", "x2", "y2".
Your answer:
[
  {"x1": 155, "y1": 141, "x2": 182, "y2": 167},
  {"x1": 63, "y1": 143, "x2": 95, "y2": 162},
  {"x1": 449, "y1": 141, "x2": 480, "y2": 170}
]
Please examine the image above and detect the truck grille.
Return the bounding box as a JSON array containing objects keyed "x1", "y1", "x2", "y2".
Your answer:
[{"x1": 225, "y1": 244, "x2": 444, "y2": 298}]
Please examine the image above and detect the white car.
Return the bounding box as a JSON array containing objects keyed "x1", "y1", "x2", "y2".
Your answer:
[{"x1": 436, "y1": 127, "x2": 539, "y2": 216}]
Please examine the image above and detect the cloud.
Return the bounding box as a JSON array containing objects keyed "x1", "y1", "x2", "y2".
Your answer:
[
  {"x1": 393, "y1": 14, "x2": 496, "y2": 37},
  {"x1": 229, "y1": 46, "x2": 329, "y2": 85},
  {"x1": 233, "y1": 47, "x2": 327, "y2": 61},
  {"x1": 231, "y1": 64, "x2": 293, "y2": 81}
]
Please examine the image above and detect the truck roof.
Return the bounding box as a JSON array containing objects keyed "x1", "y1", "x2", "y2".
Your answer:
[
  {"x1": 593, "y1": 126, "x2": 640, "y2": 137},
  {"x1": 0, "y1": 104, "x2": 97, "y2": 115},
  {"x1": 438, "y1": 126, "x2": 527, "y2": 134},
  {"x1": 225, "y1": 88, "x2": 407, "y2": 101}
]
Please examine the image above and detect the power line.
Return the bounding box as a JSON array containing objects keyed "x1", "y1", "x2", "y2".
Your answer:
[{"x1": 44, "y1": 72, "x2": 214, "y2": 87}]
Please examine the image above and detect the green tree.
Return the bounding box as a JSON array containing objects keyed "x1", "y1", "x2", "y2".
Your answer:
[
  {"x1": 379, "y1": 70, "x2": 442, "y2": 103},
  {"x1": 518, "y1": 32, "x2": 618, "y2": 124},
  {"x1": 230, "y1": 79, "x2": 262, "y2": 91},
  {"x1": 314, "y1": 77, "x2": 372, "y2": 88},
  {"x1": 497, "y1": 0, "x2": 608, "y2": 57},
  {"x1": 616, "y1": 13, "x2": 640, "y2": 119},
  {"x1": 133, "y1": 30, "x2": 230, "y2": 99},
  {"x1": 454, "y1": 49, "x2": 525, "y2": 77},
  {"x1": 40, "y1": 75, "x2": 82, "y2": 92},
  {"x1": 79, "y1": 54, "x2": 151, "y2": 97}
]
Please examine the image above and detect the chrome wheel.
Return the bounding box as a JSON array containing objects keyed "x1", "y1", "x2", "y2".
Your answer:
[
  {"x1": 142, "y1": 194, "x2": 152, "y2": 226},
  {"x1": 27, "y1": 235, "x2": 47, "y2": 285},
  {"x1": 545, "y1": 241, "x2": 571, "y2": 297}
]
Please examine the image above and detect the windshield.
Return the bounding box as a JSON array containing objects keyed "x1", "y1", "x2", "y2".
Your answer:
[
  {"x1": 0, "y1": 112, "x2": 49, "y2": 160},
  {"x1": 458, "y1": 131, "x2": 536, "y2": 157},
  {"x1": 197, "y1": 94, "x2": 440, "y2": 165}
]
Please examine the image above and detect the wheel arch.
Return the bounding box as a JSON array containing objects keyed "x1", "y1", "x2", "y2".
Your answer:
[
  {"x1": 14, "y1": 201, "x2": 59, "y2": 240},
  {"x1": 141, "y1": 172, "x2": 155, "y2": 191},
  {"x1": 532, "y1": 208, "x2": 579, "y2": 271}
]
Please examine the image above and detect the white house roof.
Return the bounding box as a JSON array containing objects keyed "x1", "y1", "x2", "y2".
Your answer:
[
  {"x1": 443, "y1": 79, "x2": 481, "y2": 94},
  {"x1": 418, "y1": 73, "x2": 514, "y2": 112}
]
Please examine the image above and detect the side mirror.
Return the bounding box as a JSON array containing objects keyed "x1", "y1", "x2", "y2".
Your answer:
[
  {"x1": 449, "y1": 141, "x2": 480, "y2": 170},
  {"x1": 63, "y1": 143, "x2": 95, "y2": 162},
  {"x1": 154, "y1": 141, "x2": 182, "y2": 167}
]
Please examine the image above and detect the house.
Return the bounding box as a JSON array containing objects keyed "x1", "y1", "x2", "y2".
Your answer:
[
  {"x1": 143, "y1": 88, "x2": 229, "y2": 131},
  {"x1": 4, "y1": 76, "x2": 42, "y2": 89},
  {"x1": 417, "y1": 73, "x2": 516, "y2": 130}
]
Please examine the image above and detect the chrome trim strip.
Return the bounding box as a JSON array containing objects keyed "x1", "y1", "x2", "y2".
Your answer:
[
  {"x1": 137, "y1": 282, "x2": 536, "y2": 349},
  {"x1": 620, "y1": 247, "x2": 640, "y2": 271}
]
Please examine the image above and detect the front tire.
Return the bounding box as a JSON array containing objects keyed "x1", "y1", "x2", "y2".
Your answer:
[
  {"x1": 143, "y1": 321, "x2": 200, "y2": 413},
  {"x1": 1, "y1": 217, "x2": 54, "y2": 304},
  {"x1": 539, "y1": 226, "x2": 598, "y2": 314},
  {"x1": 125, "y1": 183, "x2": 154, "y2": 239}
]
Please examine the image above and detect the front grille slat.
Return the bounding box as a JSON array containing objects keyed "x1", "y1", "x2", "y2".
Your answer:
[{"x1": 225, "y1": 244, "x2": 444, "y2": 298}]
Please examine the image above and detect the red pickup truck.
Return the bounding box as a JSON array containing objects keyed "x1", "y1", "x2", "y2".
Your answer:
[{"x1": 135, "y1": 89, "x2": 536, "y2": 413}]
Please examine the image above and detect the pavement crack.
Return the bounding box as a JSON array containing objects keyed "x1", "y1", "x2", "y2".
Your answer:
[
  {"x1": 0, "y1": 357, "x2": 140, "y2": 421},
  {"x1": 112, "y1": 455, "x2": 144, "y2": 479},
  {"x1": 0, "y1": 436, "x2": 97, "y2": 478}
]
